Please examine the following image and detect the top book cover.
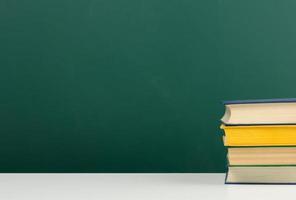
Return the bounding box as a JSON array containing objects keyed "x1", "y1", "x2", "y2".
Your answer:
[{"x1": 223, "y1": 98, "x2": 296, "y2": 105}]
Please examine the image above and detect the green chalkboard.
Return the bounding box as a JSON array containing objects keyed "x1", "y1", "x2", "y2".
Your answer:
[{"x1": 0, "y1": 0, "x2": 295, "y2": 172}]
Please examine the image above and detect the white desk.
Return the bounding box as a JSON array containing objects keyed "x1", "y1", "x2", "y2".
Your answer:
[{"x1": 0, "y1": 173, "x2": 295, "y2": 200}]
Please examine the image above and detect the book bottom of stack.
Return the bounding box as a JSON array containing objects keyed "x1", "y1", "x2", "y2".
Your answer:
[{"x1": 226, "y1": 166, "x2": 296, "y2": 184}]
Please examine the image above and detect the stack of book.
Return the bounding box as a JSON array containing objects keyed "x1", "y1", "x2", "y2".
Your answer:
[{"x1": 221, "y1": 98, "x2": 296, "y2": 184}]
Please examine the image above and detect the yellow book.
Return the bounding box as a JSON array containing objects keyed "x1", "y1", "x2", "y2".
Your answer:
[{"x1": 221, "y1": 125, "x2": 296, "y2": 146}]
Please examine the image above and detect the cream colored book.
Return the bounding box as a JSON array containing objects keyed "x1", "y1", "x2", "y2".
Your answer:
[
  {"x1": 221, "y1": 99, "x2": 296, "y2": 125},
  {"x1": 226, "y1": 166, "x2": 296, "y2": 184},
  {"x1": 228, "y1": 147, "x2": 296, "y2": 166}
]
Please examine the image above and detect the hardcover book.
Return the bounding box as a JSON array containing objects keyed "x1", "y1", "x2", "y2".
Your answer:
[
  {"x1": 226, "y1": 166, "x2": 296, "y2": 184},
  {"x1": 228, "y1": 146, "x2": 296, "y2": 166},
  {"x1": 221, "y1": 98, "x2": 296, "y2": 125},
  {"x1": 221, "y1": 125, "x2": 296, "y2": 146}
]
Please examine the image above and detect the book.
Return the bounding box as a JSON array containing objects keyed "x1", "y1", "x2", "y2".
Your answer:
[
  {"x1": 226, "y1": 166, "x2": 296, "y2": 184},
  {"x1": 221, "y1": 98, "x2": 296, "y2": 125},
  {"x1": 228, "y1": 147, "x2": 296, "y2": 166},
  {"x1": 221, "y1": 125, "x2": 296, "y2": 146}
]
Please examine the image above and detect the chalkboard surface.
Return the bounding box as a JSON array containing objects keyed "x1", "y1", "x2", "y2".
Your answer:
[{"x1": 0, "y1": 0, "x2": 295, "y2": 172}]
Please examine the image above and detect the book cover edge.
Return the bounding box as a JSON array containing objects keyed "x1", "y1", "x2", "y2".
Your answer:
[{"x1": 223, "y1": 98, "x2": 296, "y2": 105}]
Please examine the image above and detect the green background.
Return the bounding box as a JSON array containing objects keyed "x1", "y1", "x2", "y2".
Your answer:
[{"x1": 0, "y1": 0, "x2": 295, "y2": 172}]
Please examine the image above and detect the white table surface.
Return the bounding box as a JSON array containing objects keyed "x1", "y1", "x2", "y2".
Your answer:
[{"x1": 0, "y1": 173, "x2": 295, "y2": 200}]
